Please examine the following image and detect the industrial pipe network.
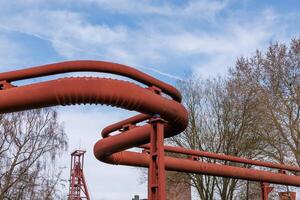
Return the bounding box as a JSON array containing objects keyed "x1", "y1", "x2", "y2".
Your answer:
[{"x1": 0, "y1": 60, "x2": 300, "y2": 200}]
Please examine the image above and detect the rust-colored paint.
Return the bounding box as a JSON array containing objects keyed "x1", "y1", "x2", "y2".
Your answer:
[
  {"x1": 148, "y1": 118, "x2": 166, "y2": 200},
  {"x1": 279, "y1": 192, "x2": 296, "y2": 200},
  {"x1": 0, "y1": 60, "x2": 300, "y2": 199},
  {"x1": 261, "y1": 182, "x2": 273, "y2": 200},
  {"x1": 140, "y1": 144, "x2": 300, "y2": 172},
  {"x1": 69, "y1": 150, "x2": 90, "y2": 200}
]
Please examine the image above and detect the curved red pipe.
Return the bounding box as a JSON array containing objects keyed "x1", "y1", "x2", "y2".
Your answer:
[
  {"x1": 0, "y1": 60, "x2": 181, "y2": 102},
  {"x1": 101, "y1": 113, "x2": 150, "y2": 138},
  {"x1": 0, "y1": 77, "x2": 187, "y2": 157},
  {"x1": 0, "y1": 60, "x2": 300, "y2": 188}
]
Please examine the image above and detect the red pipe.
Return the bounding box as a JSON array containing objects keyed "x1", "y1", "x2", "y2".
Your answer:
[
  {"x1": 101, "y1": 113, "x2": 151, "y2": 138},
  {"x1": 0, "y1": 77, "x2": 187, "y2": 155},
  {"x1": 0, "y1": 60, "x2": 181, "y2": 102},
  {"x1": 100, "y1": 151, "x2": 300, "y2": 187},
  {"x1": 0, "y1": 60, "x2": 300, "y2": 192},
  {"x1": 140, "y1": 144, "x2": 300, "y2": 172}
]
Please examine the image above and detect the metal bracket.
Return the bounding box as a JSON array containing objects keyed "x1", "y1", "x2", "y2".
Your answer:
[
  {"x1": 190, "y1": 156, "x2": 198, "y2": 161},
  {"x1": 148, "y1": 114, "x2": 167, "y2": 124},
  {"x1": 0, "y1": 81, "x2": 14, "y2": 90},
  {"x1": 278, "y1": 169, "x2": 287, "y2": 174},
  {"x1": 148, "y1": 86, "x2": 162, "y2": 95},
  {"x1": 120, "y1": 124, "x2": 136, "y2": 132}
]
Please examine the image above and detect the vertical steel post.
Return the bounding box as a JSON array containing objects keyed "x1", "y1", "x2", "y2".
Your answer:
[
  {"x1": 261, "y1": 182, "x2": 273, "y2": 200},
  {"x1": 148, "y1": 117, "x2": 166, "y2": 200}
]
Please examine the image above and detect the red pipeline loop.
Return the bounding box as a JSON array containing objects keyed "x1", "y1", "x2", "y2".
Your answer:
[
  {"x1": 1, "y1": 60, "x2": 300, "y2": 188},
  {"x1": 0, "y1": 60, "x2": 188, "y2": 163}
]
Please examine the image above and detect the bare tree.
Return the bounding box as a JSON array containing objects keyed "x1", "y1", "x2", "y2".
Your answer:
[
  {"x1": 170, "y1": 76, "x2": 217, "y2": 200},
  {"x1": 227, "y1": 38, "x2": 300, "y2": 198},
  {"x1": 169, "y1": 75, "x2": 264, "y2": 200},
  {"x1": 138, "y1": 38, "x2": 300, "y2": 199},
  {"x1": 0, "y1": 108, "x2": 68, "y2": 200},
  {"x1": 229, "y1": 39, "x2": 300, "y2": 166}
]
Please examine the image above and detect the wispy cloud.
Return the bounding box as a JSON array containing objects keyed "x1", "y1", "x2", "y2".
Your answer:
[
  {"x1": 0, "y1": 5, "x2": 295, "y2": 79},
  {"x1": 0, "y1": 10, "x2": 185, "y2": 80},
  {"x1": 0, "y1": 29, "x2": 39, "y2": 69},
  {"x1": 138, "y1": 65, "x2": 183, "y2": 81},
  {"x1": 0, "y1": 10, "x2": 127, "y2": 58},
  {"x1": 79, "y1": 0, "x2": 229, "y2": 19}
]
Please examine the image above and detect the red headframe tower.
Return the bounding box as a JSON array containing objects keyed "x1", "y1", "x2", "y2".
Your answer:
[{"x1": 68, "y1": 150, "x2": 90, "y2": 200}]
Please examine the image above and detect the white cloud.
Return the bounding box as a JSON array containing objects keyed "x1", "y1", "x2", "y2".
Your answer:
[
  {"x1": 0, "y1": 9, "x2": 182, "y2": 79},
  {"x1": 80, "y1": 0, "x2": 228, "y2": 19},
  {"x1": 0, "y1": 1, "x2": 297, "y2": 78},
  {"x1": 0, "y1": 34, "x2": 30, "y2": 69},
  {"x1": 193, "y1": 8, "x2": 289, "y2": 77},
  {"x1": 0, "y1": 10, "x2": 128, "y2": 59},
  {"x1": 0, "y1": 5, "x2": 295, "y2": 80},
  {"x1": 0, "y1": 4, "x2": 296, "y2": 84},
  {"x1": 178, "y1": 0, "x2": 228, "y2": 19}
]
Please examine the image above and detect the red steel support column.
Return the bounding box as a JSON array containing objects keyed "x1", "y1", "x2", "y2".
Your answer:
[
  {"x1": 261, "y1": 182, "x2": 273, "y2": 200},
  {"x1": 148, "y1": 117, "x2": 166, "y2": 200}
]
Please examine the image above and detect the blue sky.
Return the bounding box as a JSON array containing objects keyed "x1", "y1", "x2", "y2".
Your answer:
[{"x1": 0, "y1": 0, "x2": 300, "y2": 199}]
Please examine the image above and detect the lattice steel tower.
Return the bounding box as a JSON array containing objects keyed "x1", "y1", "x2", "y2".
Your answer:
[{"x1": 68, "y1": 150, "x2": 90, "y2": 200}]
